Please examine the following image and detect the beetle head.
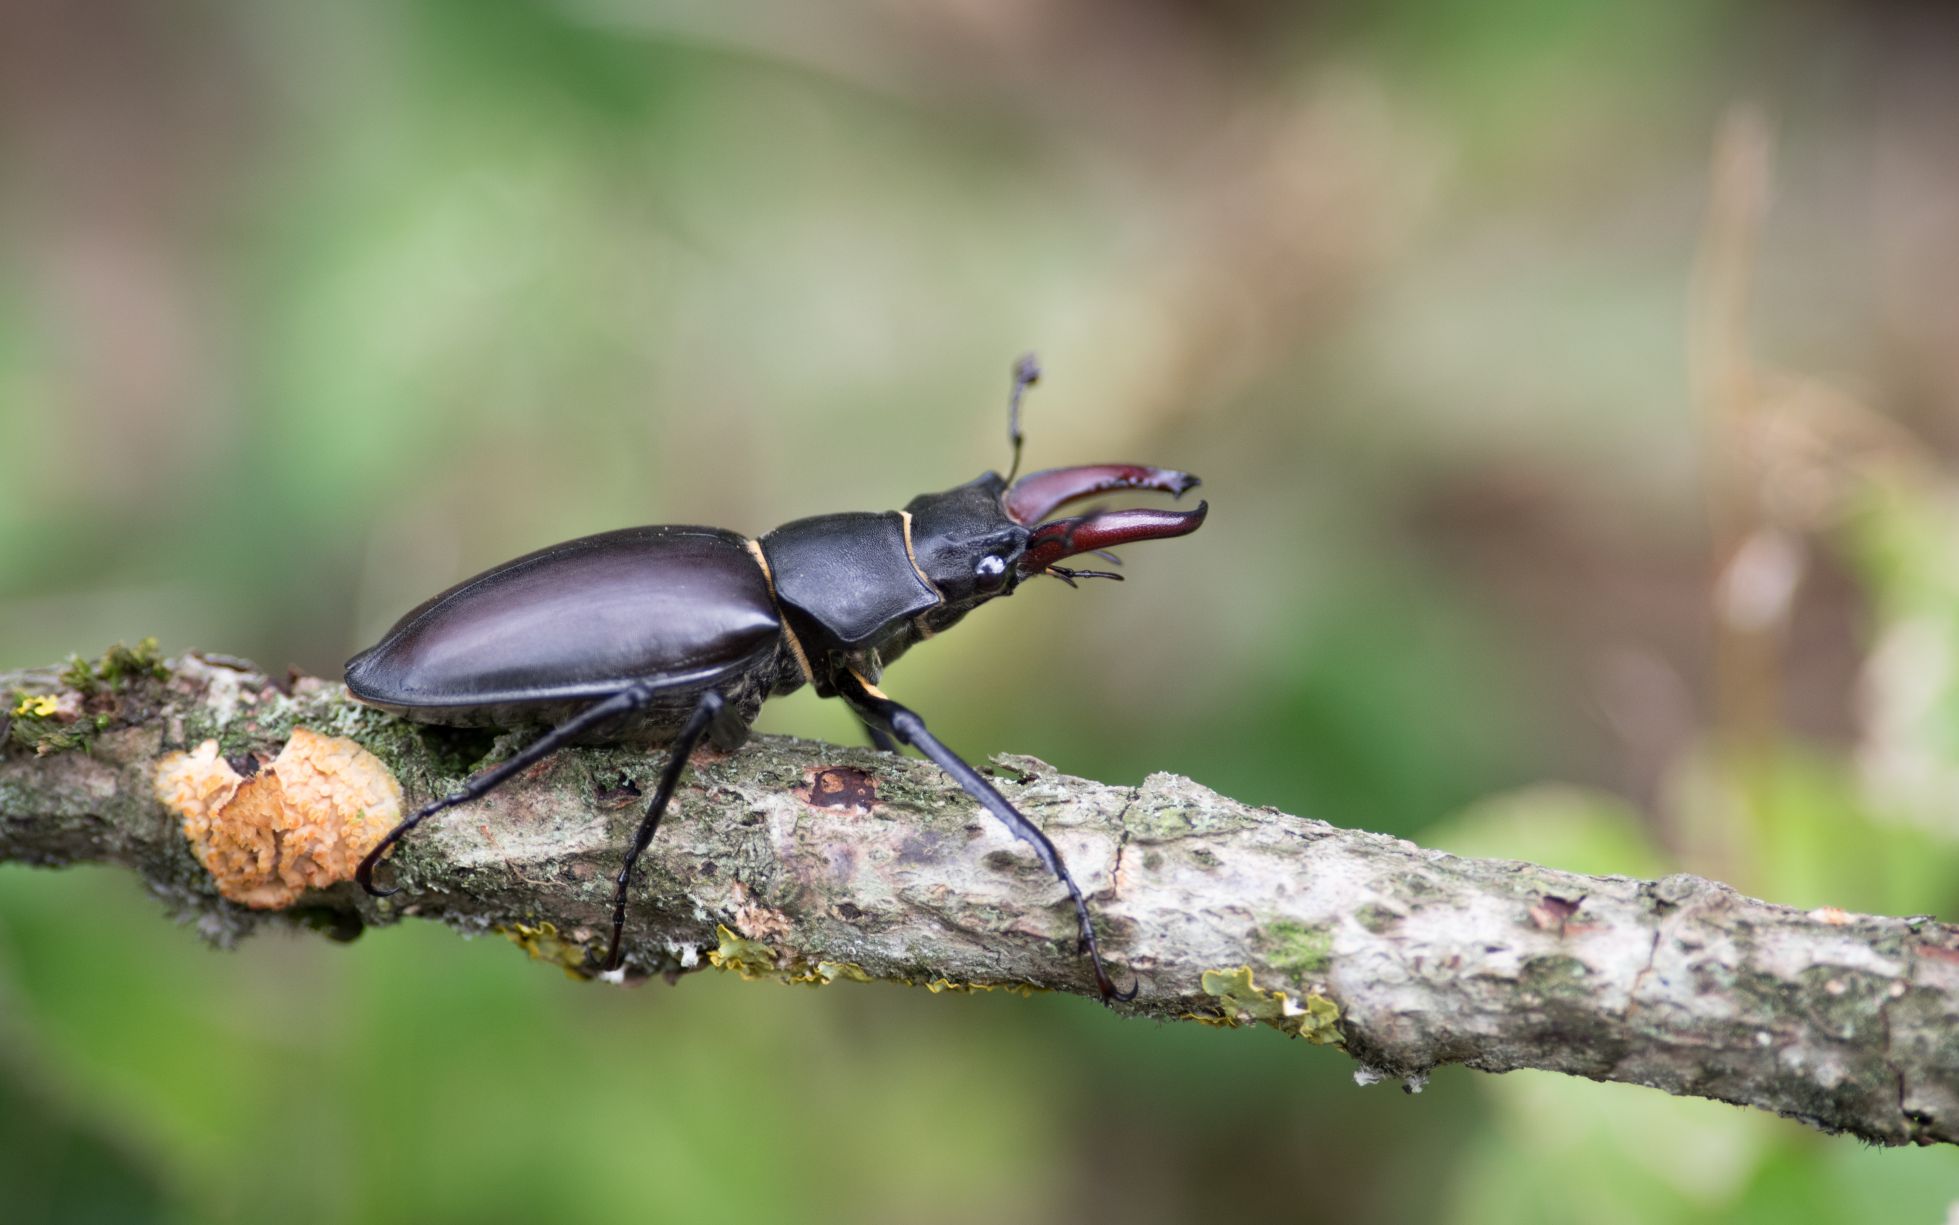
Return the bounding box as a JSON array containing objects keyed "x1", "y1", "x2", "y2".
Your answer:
[
  {"x1": 903, "y1": 473, "x2": 1030, "y2": 607},
  {"x1": 903, "y1": 465, "x2": 1207, "y2": 614}
]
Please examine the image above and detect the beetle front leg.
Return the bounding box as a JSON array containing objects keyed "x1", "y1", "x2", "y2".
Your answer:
[
  {"x1": 602, "y1": 689, "x2": 740, "y2": 975},
  {"x1": 356, "y1": 680, "x2": 663, "y2": 897},
  {"x1": 833, "y1": 670, "x2": 1136, "y2": 1003}
]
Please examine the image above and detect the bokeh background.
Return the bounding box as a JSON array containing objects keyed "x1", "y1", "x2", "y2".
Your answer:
[{"x1": 5, "y1": 1, "x2": 1959, "y2": 1221}]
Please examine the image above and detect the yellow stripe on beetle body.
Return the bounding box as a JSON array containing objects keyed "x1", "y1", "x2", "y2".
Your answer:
[
  {"x1": 849, "y1": 670, "x2": 891, "y2": 702},
  {"x1": 897, "y1": 510, "x2": 945, "y2": 602},
  {"x1": 743, "y1": 537, "x2": 816, "y2": 687}
]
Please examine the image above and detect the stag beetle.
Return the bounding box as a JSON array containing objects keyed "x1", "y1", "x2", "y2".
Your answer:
[{"x1": 346, "y1": 357, "x2": 1206, "y2": 1000}]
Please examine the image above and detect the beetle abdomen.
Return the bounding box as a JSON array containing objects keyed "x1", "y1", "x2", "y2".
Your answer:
[{"x1": 345, "y1": 525, "x2": 781, "y2": 728}]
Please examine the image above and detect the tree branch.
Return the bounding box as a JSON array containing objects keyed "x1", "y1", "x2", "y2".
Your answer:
[{"x1": 4, "y1": 652, "x2": 1955, "y2": 1146}]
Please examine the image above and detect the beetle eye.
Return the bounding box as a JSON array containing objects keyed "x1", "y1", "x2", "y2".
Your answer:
[{"x1": 974, "y1": 554, "x2": 1007, "y2": 584}]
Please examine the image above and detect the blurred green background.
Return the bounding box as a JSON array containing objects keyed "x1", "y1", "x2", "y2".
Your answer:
[{"x1": 5, "y1": 1, "x2": 1959, "y2": 1221}]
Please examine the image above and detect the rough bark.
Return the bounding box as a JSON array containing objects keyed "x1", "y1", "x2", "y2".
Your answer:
[{"x1": 3, "y1": 652, "x2": 1956, "y2": 1147}]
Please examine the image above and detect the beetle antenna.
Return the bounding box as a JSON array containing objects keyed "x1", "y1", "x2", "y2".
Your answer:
[{"x1": 1004, "y1": 352, "x2": 1040, "y2": 486}]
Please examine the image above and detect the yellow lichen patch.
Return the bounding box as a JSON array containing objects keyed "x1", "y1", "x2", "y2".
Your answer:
[
  {"x1": 13, "y1": 694, "x2": 61, "y2": 718},
  {"x1": 1197, "y1": 965, "x2": 1344, "y2": 1046},
  {"x1": 922, "y1": 978, "x2": 1044, "y2": 998},
  {"x1": 1295, "y1": 992, "x2": 1342, "y2": 1045},
  {"x1": 499, "y1": 921, "x2": 593, "y2": 979},
  {"x1": 705, "y1": 923, "x2": 779, "y2": 979},
  {"x1": 1200, "y1": 966, "x2": 1287, "y2": 1026},
  {"x1": 787, "y1": 960, "x2": 874, "y2": 988},
  {"x1": 155, "y1": 729, "x2": 402, "y2": 908},
  {"x1": 705, "y1": 941, "x2": 1047, "y2": 996},
  {"x1": 700, "y1": 923, "x2": 875, "y2": 988}
]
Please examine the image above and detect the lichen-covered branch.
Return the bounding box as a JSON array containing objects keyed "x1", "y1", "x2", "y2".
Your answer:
[{"x1": 4, "y1": 650, "x2": 1957, "y2": 1146}]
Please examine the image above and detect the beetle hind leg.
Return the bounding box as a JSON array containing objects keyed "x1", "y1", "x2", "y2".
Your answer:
[
  {"x1": 356, "y1": 682, "x2": 663, "y2": 898},
  {"x1": 834, "y1": 671, "x2": 1137, "y2": 1004}
]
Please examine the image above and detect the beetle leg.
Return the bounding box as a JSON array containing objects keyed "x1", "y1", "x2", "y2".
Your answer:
[
  {"x1": 833, "y1": 670, "x2": 1137, "y2": 1004},
  {"x1": 355, "y1": 680, "x2": 662, "y2": 898},
  {"x1": 602, "y1": 689, "x2": 734, "y2": 974},
  {"x1": 859, "y1": 718, "x2": 901, "y2": 754}
]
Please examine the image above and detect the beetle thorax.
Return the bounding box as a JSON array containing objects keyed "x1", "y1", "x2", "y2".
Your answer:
[{"x1": 755, "y1": 474, "x2": 1032, "y2": 688}]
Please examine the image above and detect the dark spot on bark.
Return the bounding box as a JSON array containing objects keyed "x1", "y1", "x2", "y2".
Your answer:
[
  {"x1": 699, "y1": 861, "x2": 718, "y2": 877},
  {"x1": 1520, "y1": 954, "x2": 1590, "y2": 999},
  {"x1": 900, "y1": 832, "x2": 948, "y2": 865},
  {"x1": 741, "y1": 813, "x2": 763, "y2": 826},
  {"x1": 802, "y1": 766, "x2": 878, "y2": 814},
  {"x1": 983, "y1": 849, "x2": 1029, "y2": 872},
  {"x1": 289, "y1": 906, "x2": 364, "y2": 943},
  {"x1": 1356, "y1": 902, "x2": 1403, "y2": 934},
  {"x1": 596, "y1": 773, "x2": 643, "y2": 809},
  {"x1": 226, "y1": 752, "x2": 261, "y2": 778},
  {"x1": 418, "y1": 725, "x2": 501, "y2": 774},
  {"x1": 1529, "y1": 894, "x2": 1585, "y2": 936},
  {"x1": 837, "y1": 902, "x2": 863, "y2": 920}
]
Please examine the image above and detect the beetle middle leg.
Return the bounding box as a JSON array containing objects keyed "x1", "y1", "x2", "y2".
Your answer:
[
  {"x1": 602, "y1": 688, "x2": 741, "y2": 974},
  {"x1": 858, "y1": 719, "x2": 900, "y2": 754},
  {"x1": 834, "y1": 670, "x2": 1136, "y2": 1003}
]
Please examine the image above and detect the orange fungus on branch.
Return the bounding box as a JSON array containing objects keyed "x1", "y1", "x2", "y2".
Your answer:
[{"x1": 154, "y1": 727, "x2": 402, "y2": 908}]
